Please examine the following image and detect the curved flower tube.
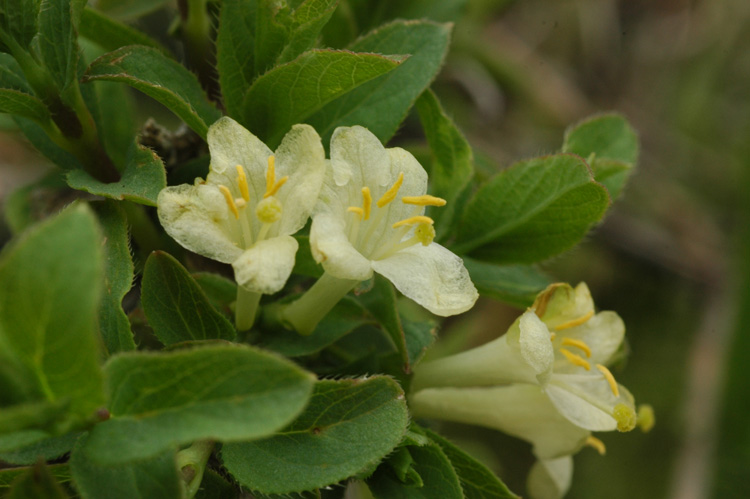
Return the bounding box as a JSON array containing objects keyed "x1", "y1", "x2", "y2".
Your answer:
[
  {"x1": 157, "y1": 117, "x2": 325, "y2": 330},
  {"x1": 411, "y1": 283, "x2": 637, "y2": 433},
  {"x1": 282, "y1": 126, "x2": 477, "y2": 334}
]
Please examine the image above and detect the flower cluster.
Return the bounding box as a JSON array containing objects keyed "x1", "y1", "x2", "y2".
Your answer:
[
  {"x1": 409, "y1": 283, "x2": 652, "y2": 499},
  {"x1": 157, "y1": 118, "x2": 477, "y2": 332}
]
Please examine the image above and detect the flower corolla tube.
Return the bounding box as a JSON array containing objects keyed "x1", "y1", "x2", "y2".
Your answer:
[{"x1": 409, "y1": 283, "x2": 652, "y2": 499}]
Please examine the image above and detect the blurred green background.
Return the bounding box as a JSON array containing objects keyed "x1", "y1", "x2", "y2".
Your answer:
[{"x1": 1, "y1": 0, "x2": 749, "y2": 498}]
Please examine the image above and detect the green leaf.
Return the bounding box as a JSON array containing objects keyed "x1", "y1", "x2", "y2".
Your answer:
[
  {"x1": 141, "y1": 251, "x2": 236, "y2": 346},
  {"x1": 307, "y1": 20, "x2": 452, "y2": 143},
  {"x1": 3, "y1": 173, "x2": 68, "y2": 235},
  {"x1": 91, "y1": 201, "x2": 136, "y2": 354},
  {"x1": 222, "y1": 376, "x2": 409, "y2": 494},
  {"x1": 92, "y1": 0, "x2": 169, "y2": 21},
  {"x1": 0, "y1": 88, "x2": 50, "y2": 121},
  {"x1": 195, "y1": 469, "x2": 237, "y2": 499},
  {"x1": 254, "y1": 0, "x2": 339, "y2": 73},
  {"x1": 463, "y1": 258, "x2": 551, "y2": 308},
  {"x1": 368, "y1": 435, "x2": 462, "y2": 499},
  {"x1": 79, "y1": 7, "x2": 168, "y2": 53},
  {"x1": 241, "y1": 48, "x2": 404, "y2": 147},
  {"x1": 69, "y1": 434, "x2": 183, "y2": 499},
  {"x1": 563, "y1": 113, "x2": 639, "y2": 165},
  {"x1": 66, "y1": 141, "x2": 166, "y2": 205},
  {"x1": 415, "y1": 89, "x2": 473, "y2": 233},
  {"x1": 424, "y1": 428, "x2": 518, "y2": 499},
  {"x1": 7, "y1": 461, "x2": 69, "y2": 499},
  {"x1": 82, "y1": 45, "x2": 221, "y2": 138},
  {"x1": 261, "y1": 297, "x2": 373, "y2": 357},
  {"x1": 402, "y1": 317, "x2": 436, "y2": 369},
  {"x1": 357, "y1": 275, "x2": 410, "y2": 370},
  {"x1": 388, "y1": 0, "x2": 468, "y2": 23},
  {"x1": 216, "y1": 0, "x2": 256, "y2": 119},
  {"x1": 37, "y1": 0, "x2": 83, "y2": 90},
  {"x1": 83, "y1": 344, "x2": 315, "y2": 464},
  {"x1": 0, "y1": 204, "x2": 105, "y2": 425},
  {"x1": 0, "y1": 53, "x2": 33, "y2": 91},
  {"x1": 562, "y1": 113, "x2": 638, "y2": 199},
  {"x1": 89, "y1": 79, "x2": 136, "y2": 170},
  {"x1": 193, "y1": 272, "x2": 237, "y2": 317},
  {"x1": 0, "y1": 0, "x2": 41, "y2": 50},
  {"x1": 14, "y1": 116, "x2": 82, "y2": 170},
  {"x1": 0, "y1": 431, "x2": 79, "y2": 466},
  {"x1": 0, "y1": 464, "x2": 71, "y2": 491},
  {"x1": 453, "y1": 154, "x2": 610, "y2": 263}
]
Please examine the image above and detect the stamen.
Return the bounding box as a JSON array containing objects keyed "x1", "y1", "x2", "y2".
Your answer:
[
  {"x1": 347, "y1": 206, "x2": 364, "y2": 219},
  {"x1": 559, "y1": 348, "x2": 591, "y2": 370},
  {"x1": 236, "y1": 165, "x2": 250, "y2": 202},
  {"x1": 613, "y1": 403, "x2": 636, "y2": 432},
  {"x1": 376, "y1": 172, "x2": 404, "y2": 207},
  {"x1": 549, "y1": 332, "x2": 557, "y2": 341},
  {"x1": 362, "y1": 187, "x2": 372, "y2": 220},
  {"x1": 265, "y1": 156, "x2": 275, "y2": 194},
  {"x1": 265, "y1": 176, "x2": 288, "y2": 198},
  {"x1": 595, "y1": 364, "x2": 619, "y2": 397},
  {"x1": 585, "y1": 436, "x2": 606, "y2": 455},
  {"x1": 561, "y1": 337, "x2": 592, "y2": 357},
  {"x1": 554, "y1": 310, "x2": 594, "y2": 330},
  {"x1": 263, "y1": 155, "x2": 289, "y2": 198},
  {"x1": 218, "y1": 185, "x2": 239, "y2": 219},
  {"x1": 235, "y1": 198, "x2": 247, "y2": 210},
  {"x1": 401, "y1": 195, "x2": 447, "y2": 206},
  {"x1": 392, "y1": 215, "x2": 434, "y2": 229}
]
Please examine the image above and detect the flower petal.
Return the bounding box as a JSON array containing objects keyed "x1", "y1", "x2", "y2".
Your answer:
[
  {"x1": 519, "y1": 311, "x2": 556, "y2": 382},
  {"x1": 537, "y1": 282, "x2": 595, "y2": 330},
  {"x1": 545, "y1": 374, "x2": 620, "y2": 431},
  {"x1": 571, "y1": 311, "x2": 626, "y2": 365},
  {"x1": 309, "y1": 212, "x2": 373, "y2": 281},
  {"x1": 232, "y1": 236, "x2": 298, "y2": 294},
  {"x1": 409, "y1": 384, "x2": 590, "y2": 459},
  {"x1": 371, "y1": 243, "x2": 478, "y2": 316},
  {"x1": 274, "y1": 124, "x2": 326, "y2": 235},
  {"x1": 527, "y1": 456, "x2": 574, "y2": 499},
  {"x1": 157, "y1": 184, "x2": 243, "y2": 264},
  {"x1": 207, "y1": 117, "x2": 271, "y2": 201},
  {"x1": 330, "y1": 125, "x2": 390, "y2": 190}
]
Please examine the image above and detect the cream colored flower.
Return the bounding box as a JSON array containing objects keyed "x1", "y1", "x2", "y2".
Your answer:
[
  {"x1": 411, "y1": 283, "x2": 637, "y2": 434},
  {"x1": 308, "y1": 125, "x2": 478, "y2": 316},
  {"x1": 157, "y1": 117, "x2": 325, "y2": 294}
]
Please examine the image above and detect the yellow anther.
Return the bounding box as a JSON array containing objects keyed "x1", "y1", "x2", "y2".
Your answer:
[
  {"x1": 265, "y1": 155, "x2": 276, "y2": 193},
  {"x1": 559, "y1": 348, "x2": 591, "y2": 370},
  {"x1": 263, "y1": 155, "x2": 289, "y2": 198},
  {"x1": 361, "y1": 187, "x2": 372, "y2": 220},
  {"x1": 561, "y1": 337, "x2": 592, "y2": 357},
  {"x1": 347, "y1": 206, "x2": 364, "y2": 219},
  {"x1": 415, "y1": 223, "x2": 436, "y2": 246},
  {"x1": 218, "y1": 185, "x2": 239, "y2": 219},
  {"x1": 554, "y1": 310, "x2": 595, "y2": 331},
  {"x1": 637, "y1": 404, "x2": 655, "y2": 433},
  {"x1": 401, "y1": 195, "x2": 447, "y2": 207},
  {"x1": 613, "y1": 403, "x2": 636, "y2": 432},
  {"x1": 265, "y1": 175, "x2": 288, "y2": 198},
  {"x1": 236, "y1": 165, "x2": 250, "y2": 202},
  {"x1": 549, "y1": 332, "x2": 557, "y2": 341},
  {"x1": 376, "y1": 172, "x2": 404, "y2": 207},
  {"x1": 595, "y1": 364, "x2": 619, "y2": 397},
  {"x1": 256, "y1": 196, "x2": 282, "y2": 224},
  {"x1": 392, "y1": 215, "x2": 434, "y2": 229},
  {"x1": 585, "y1": 436, "x2": 606, "y2": 455}
]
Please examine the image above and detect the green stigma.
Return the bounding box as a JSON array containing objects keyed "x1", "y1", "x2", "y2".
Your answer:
[{"x1": 614, "y1": 403, "x2": 636, "y2": 432}]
